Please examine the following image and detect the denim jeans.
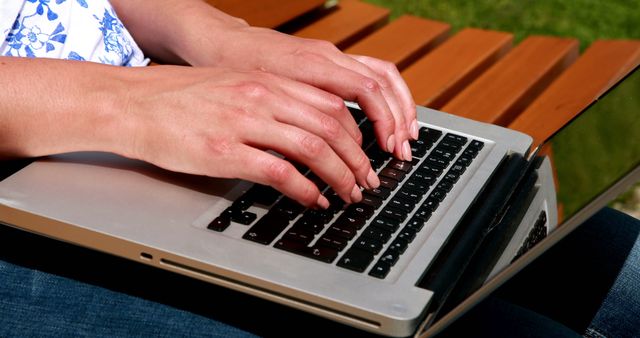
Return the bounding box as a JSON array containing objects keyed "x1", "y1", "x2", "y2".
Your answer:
[{"x1": 1, "y1": 207, "x2": 638, "y2": 337}]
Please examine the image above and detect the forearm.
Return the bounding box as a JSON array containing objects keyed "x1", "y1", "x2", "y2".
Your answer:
[
  {"x1": 110, "y1": 0, "x2": 247, "y2": 65},
  {"x1": 0, "y1": 57, "x2": 132, "y2": 158}
]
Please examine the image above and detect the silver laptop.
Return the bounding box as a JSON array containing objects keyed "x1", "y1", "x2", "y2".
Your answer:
[{"x1": 1, "y1": 66, "x2": 638, "y2": 337}]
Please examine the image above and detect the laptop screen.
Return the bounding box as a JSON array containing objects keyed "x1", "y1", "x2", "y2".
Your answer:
[{"x1": 540, "y1": 66, "x2": 639, "y2": 223}]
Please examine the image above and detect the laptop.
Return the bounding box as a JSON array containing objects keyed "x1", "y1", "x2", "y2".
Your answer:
[{"x1": 0, "y1": 65, "x2": 638, "y2": 337}]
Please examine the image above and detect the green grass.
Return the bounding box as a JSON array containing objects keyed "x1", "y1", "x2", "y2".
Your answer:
[{"x1": 364, "y1": 0, "x2": 640, "y2": 50}]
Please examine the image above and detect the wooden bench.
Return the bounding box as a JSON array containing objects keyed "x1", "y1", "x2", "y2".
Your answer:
[{"x1": 210, "y1": 0, "x2": 640, "y2": 146}]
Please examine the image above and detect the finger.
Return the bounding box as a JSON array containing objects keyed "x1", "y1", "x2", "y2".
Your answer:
[
  {"x1": 265, "y1": 88, "x2": 379, "y2": 190},
  {"x1": 243, "y1": 118, "x2": 362, "y2": 204},
  {"x1": 221, "y1": 143, "x2": 329, "y2": 209},
  {"x1": 287, "y1": 54, "x2": 397, "y2": 157},
  {"x1": 349, "y1": 55, "x2": 418, "y2": 140},
  {"x1": 333, "y1": 54, "x2": 412, "y2": 160},
  {"x1": 271, "y1": 74, "x2": 363, "y2": 145}
]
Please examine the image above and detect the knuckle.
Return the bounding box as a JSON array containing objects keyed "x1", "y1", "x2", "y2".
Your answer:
[
  {"x1": 299, "y1": 183, "x2": 319, "y2": 206},
  {"x1": 320, "y1": 114, "x2": 341, "y2": 140},
  {"x1": 238, "y1": 81, "x2": 269, "y2": 99},
  {"x1": 326, "y1": 95, "x2": 346, "y2": 116},
  {"x1": 264, "y1": 160, "x2": 293, "y2": 186},
  {"x1": 361, "y1": 77, "x2": 381, "y2": 93},
  {"x1": 204, "y1": 136, "x2": 234, "y2": 157},
  {"x1": 300, "y1": 134, "x2": 327, "y2": 158},
  {"x1": 312, "y1": 39, "x2": 339, "y2": 53},
  {"x1": 337, "y1": 168, "x2": 356, "y2": 192}
]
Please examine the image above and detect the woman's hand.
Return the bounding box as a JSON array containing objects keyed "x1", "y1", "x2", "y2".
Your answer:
[
  {"x1": 123, "y1": 66, "x2": 381, "y2": 208},
  {"x1": 111, "y1": 0, "x2": 418, "y2": 161}
]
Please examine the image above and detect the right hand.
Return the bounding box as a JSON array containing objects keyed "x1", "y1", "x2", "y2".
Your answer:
[{"x1": 121, "y1": 65, "x2": 381, "y2": 208}]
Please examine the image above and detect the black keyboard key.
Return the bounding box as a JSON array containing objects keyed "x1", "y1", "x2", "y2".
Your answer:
[
  {"x1": 468, "y1": 140, "x2": 484, "y2": 151},
  {"x1": 420, "y1": 127, "x2": 442, "y2": 144},
  {"x1": 444, "y1": 133, "x2": 468, "y2": 146},
  {"x1": 387, "y1": 159, "x2": 413, "y2": 173},
  {"x1": 371, "y1": 216, "x2": 400, "y2": 233},
  {"x1": 404, "y1": 179, "x2": 429, "y2": 193},
  {"x1": 275, "y1": 239, "x2": 339, "y2": 263},
  {"x1": 364, "y1": 186, "x2": 391, "y2": 200},
  {"x1": 418, "y1": 163, "x2": 444, "y2": 175},
  {"x1": 379, "y1": 249, "x2": 401, "y2": 266},
  {"x1": 456, "y1": 155, "x2": 473, "y2": 167},
  {"x1": 369, "y1": 261, "x2": 392, "y2": 279},
  {"x1": 366, "y1": 145, "x2": 391, "y2": 170},
  {"x1": 317, "y1": 234, "x2": 348, "y2": 251},
  {"x1": 413, "y1": 207, "x2": 433, "y2": 221},
  {"x1": 234, "y1": 211, "x2": 257, "y2": 225},
  {"x1": 422, "y1": 196, "x2": 440, "y2": 211},
  {"x1": 388, "y1": 238, "x2": 409, "y2": 255},
  {"x1": 306, "y1": 173, "x2": 328, "y2": 192},
  {"x1": 411, "y1": 170, "x2": 438, "y2": 185},
  {"x1": 232, "y1": 196, "x2": 253, "y2": 211},
  {"x1": 353, "y1": 236, "x2": 384, "y2": 254},
  {"x1": 293, "y1": 218, "x2": 325, "y2": 234},
  {"x1": 449, "y1": 163, "x2": 466, "y2": 176},
  {"x1": 306, "y1": 245, "x2": 340, "y2": 263},
  {"x1": 283, "y1": 228, "x2": 315, "y2": 245},
  {"x1": 338, "y1": 248, "x2": 375, "y2": 273},
  {"x1": 345, "y1": 204, "x2": 376, "y2": 220},
  {"x1": 362, "y1": 226, "x2": 392, "y2": 243},
  {"x1": 410, "y1": 138, "x2": 429, "y2": 158},
  {"x1": 273, "y1": 198, "x2": 305, "y2": 220},
  {"x1": 425, "y1": 155, "x2": 449, "y2": 169},
  {"x1": 380, "y1": 206, "x2": 407, "y2": 223},
  {"x1": 207, "y1": 216, "x2": 231, "y2": 232},
  {"x1": 379, "y1": 176, "x2": 399, "y2": 190},
  {"x1": 327, "y1": 224, "x2": 359, "y2": 240},
  {"x1": 388, "y1": 197, "x2": 415, "y2": 213},
  {"x1": 443, "y1": 171, "x2": 461, "y2": 184},
  {"x1": 380, "y1": 168, "x2": 406, "y2": 181},
  {"x1": 432, "y1": 147, "x2": 457, "y2": 163},
  {"x1": 406, "y1": 216, "x2": 426, "y2": 232},
  {"x1": 360, "y1": 194, "x2": 383, "y2": 209},
  {"x1": 304, "y1": 209, "x2": 334, "y2": 224},
  {"x1": 333, "y1": 213, "x2": 367, "y2": 230},
  {"x1": 359, "y1": 120, "x2": 376, "y2": 146},
  {"x1": 462, "y1": 147, "x2": 480, "y2": 159},
  {"x1": 348, "y1": 106, "x2": 367, "y2": 123},
  {"x1": 243, "y1": 212, "x2": 290, "y2": 245},
  {"x1": 429, "y1": 189, "x2": 447, "y2": 202},
  {"x1": 247, "y1": 184, "x2": 281, "y2": 206},
  {"x1": 397, "y1": 227, "x2": 417, "y2": 243},
  {"x1": 436, "y1": 180, "x2": 453, "y2": 193},
  {"x1": 397, "y1": 186, "x2": 424, "y2": 204},
  {"x1": 438, "y1": 139, "x2": 463, "y2": 152}
]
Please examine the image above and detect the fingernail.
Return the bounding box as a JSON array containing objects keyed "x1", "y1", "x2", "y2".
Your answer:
[
  {"x1": 402, "y1": 140, "x2": 412, "y2": 161},
  {"x1": 366, "y1": 168, "x2": 380, "y2": 189},
  {"x1": 316, "y1": 195, "x2": 330, "y2": 210},
  {"x1": 411, "y1": 119, "x2": 419, "y2": 140},
  {"x1": 386, "y1": 134, "x2": 395, "y2": 153},
  {"x1": 350, "y1": 185, "x2": 362, "y2": 203}
]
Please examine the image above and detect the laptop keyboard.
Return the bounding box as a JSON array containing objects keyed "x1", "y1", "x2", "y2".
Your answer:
[{"x1": 207, "y1": 108, "x2": 484, "y2": 279}]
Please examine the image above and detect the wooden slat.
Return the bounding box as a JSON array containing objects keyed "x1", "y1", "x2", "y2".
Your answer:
[
  {"x1": 292, "y1": 0, "x2": 390, "y2": 49},
  {"x1": 401, "y1": 28, "x2": 513, "y2": 108},
  {"x1": 509, "y1": 40, "x2": 640, "y2": 145},
  {"x1": 344, "y1": 16, "x2": 450, "y2": 70},
  {"x1": 442, "y1": 36, "x2": 579, "y2": 125},
  {"x1": 207, "y1": 0, "x2": 326, "y2": 28}
]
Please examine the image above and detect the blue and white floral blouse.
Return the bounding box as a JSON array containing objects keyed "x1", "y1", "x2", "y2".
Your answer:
[{"x1": 0, "y1": 0, "x2": 148, "y2": 66}]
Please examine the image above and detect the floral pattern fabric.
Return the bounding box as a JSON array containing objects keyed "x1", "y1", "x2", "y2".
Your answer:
[{"x1": 0, "y1": 0, "x2": 148, "y2": 66}]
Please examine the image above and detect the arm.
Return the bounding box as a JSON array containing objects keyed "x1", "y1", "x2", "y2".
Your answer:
[
  {"x1": 109, "y1": 0, "x2": 419, "y2": 161},
  {"x1": 0, "y1": 57, "x2": 378, "y2": 207}
]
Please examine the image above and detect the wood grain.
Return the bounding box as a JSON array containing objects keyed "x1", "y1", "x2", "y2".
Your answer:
[
  {"x1": 292, "y1": 0, "x2": 390, "y2": 49},
  {"x1": 401, "y1": 28, "x2": 513, "y2": 108},
  {"x1": 442, "y1": 36, "x2": 579, "y2": 125},
  {"x1": 344, "y1": 16, "x2": 450, "y2": 70}
]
